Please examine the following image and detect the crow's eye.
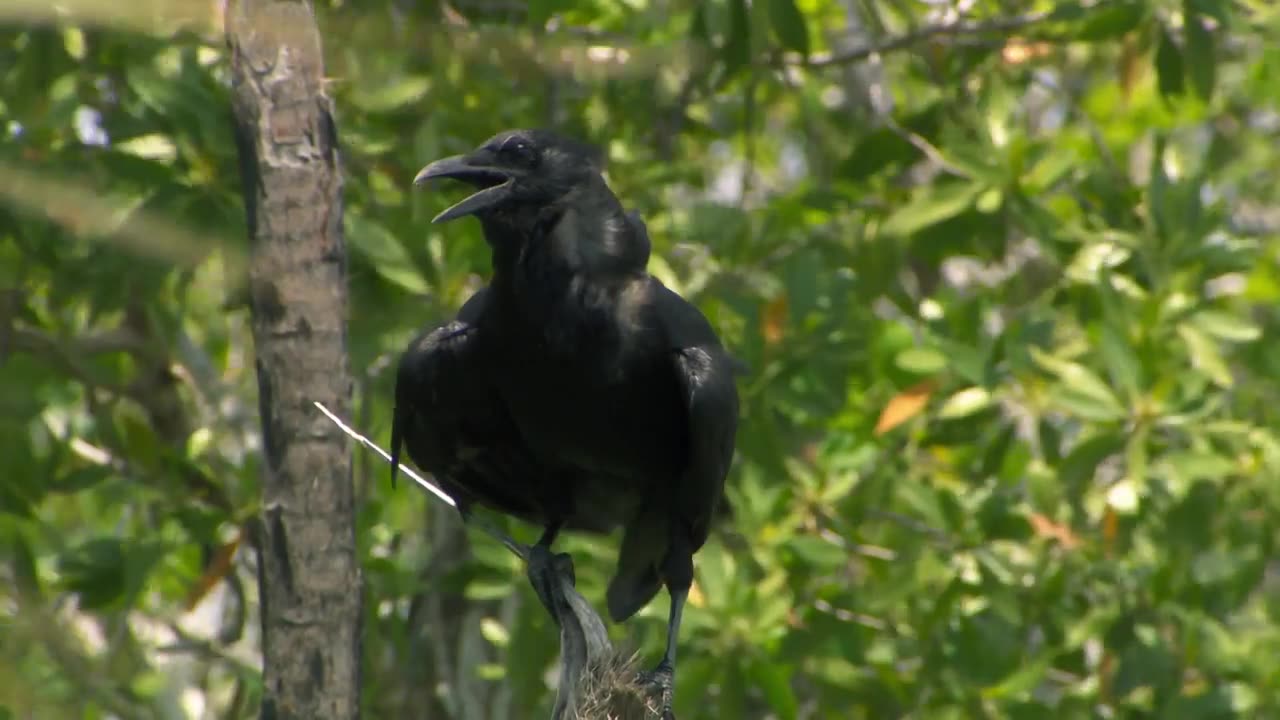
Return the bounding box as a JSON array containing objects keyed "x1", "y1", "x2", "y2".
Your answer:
[{"x1": 498, "y1": 137, "x2": 537, "y2": 167}]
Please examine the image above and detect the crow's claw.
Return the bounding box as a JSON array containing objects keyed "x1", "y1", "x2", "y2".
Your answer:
[{"x1": 638, "y1": 662, "x2": 675, "y2": 719}]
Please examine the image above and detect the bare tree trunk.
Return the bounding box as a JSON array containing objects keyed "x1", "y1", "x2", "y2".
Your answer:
[{"x1": 225, "y1": 2, "x2": 361, "y2": 718}]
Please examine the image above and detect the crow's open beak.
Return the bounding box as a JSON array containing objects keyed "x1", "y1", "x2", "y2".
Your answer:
[{"x1": 414, "y1": 154, "x2": 515, "y2": 224}]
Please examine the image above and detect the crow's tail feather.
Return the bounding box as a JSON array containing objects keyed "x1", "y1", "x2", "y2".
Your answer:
[
  {"x1": 606, "y1": 503, "x2": 669, "y2": 623},
  {"x1": 606, "y1": 563, "x2": 662, "y2": 624}
]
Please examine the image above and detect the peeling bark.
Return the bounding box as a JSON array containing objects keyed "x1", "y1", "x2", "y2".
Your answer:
[{"x1": 226, "y1": 1, "x2": 361, "y2": 718}]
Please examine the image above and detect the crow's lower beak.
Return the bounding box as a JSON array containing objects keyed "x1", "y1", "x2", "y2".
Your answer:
[{"x1": 414, "y1": 154, "x2": 515, "y2": 224}]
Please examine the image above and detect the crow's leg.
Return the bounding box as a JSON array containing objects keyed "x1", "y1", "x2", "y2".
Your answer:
[
  {"x1": 641, "y1": 535, "x2": 694, "y2": 719},
  {"x1": 454, "y1": 503, "x2": 527, "y2": 559},
  {"x1": 527, "y1": 519, "x2": 572, "y2": 622},
  {"x1": 537, "y1": 518, "x2": 565, "y2": 549}
]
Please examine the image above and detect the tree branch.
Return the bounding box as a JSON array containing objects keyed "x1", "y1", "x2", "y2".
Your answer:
[{"x1": 792, "y1": 5, "x2": 1094, "y2": 68}]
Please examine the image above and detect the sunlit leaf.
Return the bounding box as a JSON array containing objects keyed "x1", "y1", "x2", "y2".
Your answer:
[
  {"x1": 1107, "y1": 478, "x2": 1141, "y2": 514},
  {"x1": 895, "y1": 346, "x2": 947, "y2": 375},
  {"x1": 1192, "y1": 309, "x2": 1261, "y2": 342},
  {"x1": 878, "y1": 182, "x2": 986, "y2": 237},
  {"x1": 1029, "y1": 347, "x2": 1127, "y2": 421},
  {"x1": 937, "y1": 386, "x2": 993, "y2": 419},
  {"x1": 1178, "y1": 322, "x2": 1234, "y2": 387}
]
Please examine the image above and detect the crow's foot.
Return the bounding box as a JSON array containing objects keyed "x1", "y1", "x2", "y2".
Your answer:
[{"x1": 638, "y1": 662, "x2": 675, "y2": 720}]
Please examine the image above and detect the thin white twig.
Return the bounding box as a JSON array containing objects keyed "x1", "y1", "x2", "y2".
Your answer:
[
  {"x1": 314, "y1": 400, "x2": 456, "y2": 507},
  {"x1": 313, "y1": 401, "x2": 529, "y2": 559}
]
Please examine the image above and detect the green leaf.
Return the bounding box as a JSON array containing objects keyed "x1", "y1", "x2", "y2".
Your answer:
[
  {"x1": 1029, "y1": 347, "x2": 1127, "y2": 421},
  {"x1": 1177, "y1": 322, "x2": 1234, "y2": 387},
  {"x1": 895, "y1": 346, "x2": 948, "y2": 375},
  {"x1": 1192, "y1": 309, "x2": 1261, "y2": 342},
  {"x1": 767, "y1": 0, "x2": 809, "y2": 55},
  {"x1": 1052, "y1": 386, "x2": 1129, "y2": 421},
  {"x1": 937, "y1": 338, "x2": 988, "y2": 385},
  {"x1": 59, "y1": 538, "x2": 127, "y2": 609},
  {"x1": 719, "y1": 0, "x2": 752, "y2": 86},
  {"x1": 115, "y1": 133, "x2": 177, "y2": 162},
  {"x1": 0, "y1": 480, "x2": 37, "y2": 519},
  {"x1": 937, "y1": 386, "x2": 994, "y2": 419},
  {"x1": 1098, "y1": 321, "x2": 1142, "y2": 400},
  {"x1": 479, "y1": 617, "x2": 510, "y2": 648},
  {"x1": 528, "y1": 0, "x2": 572, "y2": 27},
  {"x1": 689, "y1": 2, "x2": 710, "y2": 43},
  {"x1": 1162, "y1": 450, "x2": 1236, "y2": 481},
  {"x1": 50, "y1": 465, "x2": 114, "y2": 493},
  {"x1": 1059, "y1": 432, "x2": 1126, "y2": 489},
  {"x1": 345, "y1": 213, "x2": 431, "y2": 294},
  {"x1": 8, "y1": 529, "x2": 41, "y2": 598},
  {"x1": 1074, "y1": 0, "x2": 1147, "y2": 41},
  {"x1": 879, "y1": 182, "x2": 986, "y2": 237},
  {"x1": 118, "y1": 408, "x2": 163, "y2": 472},
  {"x1": 1155, "y1": 25, "x2": 1186, "y2": 100},
  {"x1": 350, "y1": 76, "x2": 431, "y2": 113},
  {"x1": 1183, "y1": 1, "x2": 1217, "y2": 101},
  {"x1": 748, "y1": 656, "x2": 799, "y2": 720},
  {"x1": 786, "y1": 535, "x2": 848, "y2": 570}
]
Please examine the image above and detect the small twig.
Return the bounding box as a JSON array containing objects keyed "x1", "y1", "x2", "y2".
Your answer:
[
  {"x1": 312, "y1": 400, "x2": 528, "y2": 559},
  {"x1": 655, "y1": 68, "x2": 702, "y2": 161},
  {"x1": 813, "y1": 598, "x2": 891, "y2": 631},
  {"x1": 8, "y1": 327, "x2": 130, "y2": 392},
  {"x1": 864, "y1": 508, "x2": 956, "y2": 547},
  {"x1": 740, "y1": 76, "x2": 758, "y2": 206},
  {"x1": 882, "y1": 114, "x2": 974, "y2": 180}
]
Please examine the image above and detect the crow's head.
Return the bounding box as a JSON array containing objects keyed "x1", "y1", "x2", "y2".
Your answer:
[{"x1": 414, "y1": 129, "x2": 605, "y2": 224}]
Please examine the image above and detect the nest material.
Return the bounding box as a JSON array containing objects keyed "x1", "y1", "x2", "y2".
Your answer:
[
  {"x1": 525, "y1": 546, "x2": 669, "y2": 720},
  {"x1": 569, "y1": 650, "x2": 663, "y2": 720}
]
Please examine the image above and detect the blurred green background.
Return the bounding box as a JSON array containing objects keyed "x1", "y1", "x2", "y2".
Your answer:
[{"x1": 3, "y1": 0, "x2": 1280, "y2": 718}]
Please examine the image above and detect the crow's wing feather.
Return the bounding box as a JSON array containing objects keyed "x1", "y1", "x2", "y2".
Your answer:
[{"x1": 605, "y1": 279, "x2": 739, "y2": 622}]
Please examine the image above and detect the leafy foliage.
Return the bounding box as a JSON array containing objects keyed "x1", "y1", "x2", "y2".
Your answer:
[{"x1": 2, "y1": 0, "x2": 1280, "y2": 718}]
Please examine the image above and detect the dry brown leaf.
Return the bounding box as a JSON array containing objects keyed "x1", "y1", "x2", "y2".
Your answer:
[
  {"x1": 761, "y1": 294, "x2": 788, "y2": 347},
  {"x1": 1117, "y1": 36, "x2": 1142, "y2": 103},
  {"x1": 874, "y1": 379, "x2": 937, "y2": 436},
  {"x1": 1027, "y1": 511, "x2": 1081, "y2": 549},
  {"x1": 184, "y1": 530, "x2": 243, "y2": 612},
  {"x1": 1102, "y1": 506, "x2": 1118, "y2": 558}
]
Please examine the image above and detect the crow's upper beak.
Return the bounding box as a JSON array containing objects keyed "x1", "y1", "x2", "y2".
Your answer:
[{"x1": 414, "y1": 154, "x2": 516, "y2": 224}]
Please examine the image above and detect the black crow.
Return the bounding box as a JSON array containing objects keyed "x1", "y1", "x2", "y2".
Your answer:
[{"x1": 407, "y1": 129, "x2": 739, "y2": 712}]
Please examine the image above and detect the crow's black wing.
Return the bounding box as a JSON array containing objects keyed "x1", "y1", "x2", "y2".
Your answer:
[
  {"x1": 606, "y1": 280, "x2": 739, "y2": 622},
  {"x1": 653, "y1": 281, "x2": 739, "y2": 552},
  {"x1": 392, "y1": 288, "x2": 616, "y2": 531},
  {"x1": 389, "y1": 317, "x2": 482, "y2": 494}
]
